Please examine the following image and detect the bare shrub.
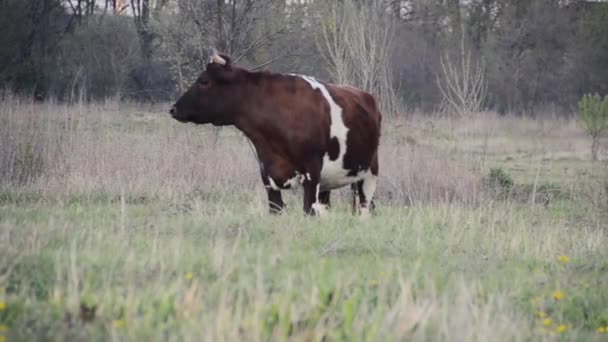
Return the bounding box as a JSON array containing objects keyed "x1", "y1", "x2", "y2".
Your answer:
[
  {"x1": 0, "y1": 94, "x2": 261, "y2": 199},
  {"x1": 571, "y1": 171, "x2": 608, "y2": 223},
  {"x1": 437, "y1": 38, "x2": 487, "y2": 117},
  {"x1": 0, "y1": 93, "x2": 63, "y2": 186},
  {"x1": 317, "y1": 0, "x2": 399, "y2": 116},
  {"x1": 378, "y1": 142, "x2": 485, "y2": 207}
]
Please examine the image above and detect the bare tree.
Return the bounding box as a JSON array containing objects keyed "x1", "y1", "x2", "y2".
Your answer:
[
  {"x1": 437, "y1": 34, "x2": 487, "y2": 117},
  {"x1": 153, "y1": 0, "x2": 303, "y2": 92},
  {"x1": 318, "y1": 0, "x2": 399, "y2": 115}
]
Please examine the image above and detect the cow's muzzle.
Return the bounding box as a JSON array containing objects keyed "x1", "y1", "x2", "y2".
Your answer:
[{"x1": 169, "y1": 106, "x2": 190, "y2": 123}]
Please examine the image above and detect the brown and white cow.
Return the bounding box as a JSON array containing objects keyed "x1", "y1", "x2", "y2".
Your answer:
[{"x1": 169, "y1": 50, "x2": 381, "y2": 216}]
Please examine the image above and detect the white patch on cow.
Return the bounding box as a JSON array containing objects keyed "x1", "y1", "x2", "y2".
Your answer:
[
  {"x1": 306, "y1": 173, "x2": 311, "y2": 181},
  {"x1": 295, "y1": 74, "x2": 363, "y2": 191},
  {"x1": 284, "y1": 172, "x2": 305, "y2": 188},
  {"x1": 311, "y1": 183, "x2": 327, "y2": 217},
  {"x1": 267, "y1": 177, "x2": 280, "y2": 191},
  {"x1": 361, "y1": 174, "x2": 377, "y2": 204},
  {"x1": 312, "y1": 203, "x2": 328, "y2": 216}
]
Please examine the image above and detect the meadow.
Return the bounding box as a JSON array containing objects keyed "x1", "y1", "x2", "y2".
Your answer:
[{"x1": 1, "y1": 95, "x2": 607, "y2": 341}]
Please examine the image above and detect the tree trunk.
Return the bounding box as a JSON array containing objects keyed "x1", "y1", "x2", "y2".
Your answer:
[
  {"x1": 133, "y1": 0, "x2": 152, "y2": 61},
  {"x1": 591, "y1": 135, "x2": 600, "y2": 161},
  {"x1": 216, "y1": 0, "x2": 225, "y2": 51},
  {"x1": 447, "y1": 0, "x2": 462, "y2": 40}
]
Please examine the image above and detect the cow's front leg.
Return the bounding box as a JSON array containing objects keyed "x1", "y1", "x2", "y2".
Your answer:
[
  {"x1": 267, "y1": 188, "x2": 284, "y2": 214},
  {"x1": 260, "y1": 168, "x2": 285, "y2": 214},
  {"x1": 303, "y1": 181, "x2": 323, "y2": 216}
]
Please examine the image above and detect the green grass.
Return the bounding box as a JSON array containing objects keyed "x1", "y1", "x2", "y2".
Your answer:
[{"x1": 1, "y1": 192, "x2": 607, "y2": 341}]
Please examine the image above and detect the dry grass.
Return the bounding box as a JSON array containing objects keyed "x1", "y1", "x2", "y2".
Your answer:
[
  {"x1": 2, "y1": 95, "x2": 606, "y2": 207},
  {"x1": 0, "y1": 95, "x2": 259, "y2": 199}
]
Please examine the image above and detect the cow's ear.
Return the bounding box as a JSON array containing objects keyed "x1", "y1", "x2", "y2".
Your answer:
[
  {"x1": 207, "y1": 48, "x2": 237, "y2": 82},
  {"x1": 207, "y1": 61, "x2": 237, "y2": 82}
]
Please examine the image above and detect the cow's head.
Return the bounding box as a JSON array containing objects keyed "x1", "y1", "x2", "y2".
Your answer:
[{"x1": 170, "y1": 49, "x2": 245, "y2": 126}]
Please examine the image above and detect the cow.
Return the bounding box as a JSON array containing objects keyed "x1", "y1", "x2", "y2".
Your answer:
[{"x1": 169, "y1": 49, "x2": 382, "y2": 216}]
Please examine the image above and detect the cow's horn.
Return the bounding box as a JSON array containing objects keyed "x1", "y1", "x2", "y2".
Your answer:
[{"x1": 209, "y1": 47, "x2": 227, "y2": 65}]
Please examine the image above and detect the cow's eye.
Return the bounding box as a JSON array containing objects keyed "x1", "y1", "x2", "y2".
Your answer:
[{"x1": 198, "y1": 79, "x2": 210, "y2": 86}]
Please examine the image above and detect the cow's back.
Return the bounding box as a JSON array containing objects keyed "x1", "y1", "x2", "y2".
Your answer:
[{"x1": 330, "y1": 84, "x2": 382, "y2": 139}]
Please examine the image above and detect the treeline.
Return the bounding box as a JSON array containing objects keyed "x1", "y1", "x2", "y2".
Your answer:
[{"x1": 1, "y1": 0, "x2": 607, "y2": 114}]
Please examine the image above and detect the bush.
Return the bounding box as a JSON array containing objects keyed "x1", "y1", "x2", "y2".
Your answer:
[
  {"x1": 485, "y1": 168, "x2": 514, "y2": 196},
  {"x1": 578, "y1": 93, "x2": 608, "y2": 161}
]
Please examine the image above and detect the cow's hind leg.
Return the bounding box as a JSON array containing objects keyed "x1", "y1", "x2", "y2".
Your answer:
[
  {"x1": 351, "y1": 183, "x2": 359, "y2": 214},
  {"x1": 319, "y1": 190, "x2": 331, "y2": 208},
  {"x1": 354, "y1": 175, "x2": 377, "y2": 217},
  {"x1": 356, "y1": 152, "x2": 379, "y2": 217}
]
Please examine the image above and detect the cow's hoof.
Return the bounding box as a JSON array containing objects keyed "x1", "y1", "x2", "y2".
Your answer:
[
  {"x1": 269, "y1": 206, "x2": 285, "y2": 215},
  {"x1": 311, "y1": 203, "x2": 328, "y2": 217},
  {"x1": 359, "y1": 207, "x2": 371, "y2": 219}
]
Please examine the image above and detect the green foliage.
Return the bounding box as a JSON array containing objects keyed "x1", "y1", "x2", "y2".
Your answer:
[
  {"x1": 579, "y1": 93, "x2": 608, "y2": 160},
  {"x1": 6, "y1": 255, "x2": 55, "y2": 300},
  {"x1": 526, "y1": 259, "x2": 608, "y2": 335},
  {"x1": 485, "y1": 167, "x2": 514, "y2": 197},
  {"x1": 341, "y1": 288, "x2": 362, "y2": 339},
  {"x1": 578, "y1": 93, "x2": 608, "y2": 138},
  {"x1": 489, "y1": 168, "x2": 514, "y2": 190}
]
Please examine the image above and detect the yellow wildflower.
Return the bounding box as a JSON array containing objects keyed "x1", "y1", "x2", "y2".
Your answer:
[
  {"x1": 555, "y1": 324, "x2": 568, "y2": 333},
  {"x1": 537, "y1": 311, "x2": 547, "y2": 318},
  {"x1": 0, "y1": 324, "x2": 7, "y2": 333},
  {"x1": 0, "y1": 301, "x2": 5, "y2": 311},
  {"x1": 557, "y1": 255, "x2": 571, "y2": 263},
  {"x1": 370, "y1": 280, "x2": 379, "y2": 286},
  {"x1": 552, "y1": 291, "x2": 565, "y2": 301},
  {"x1": 0, "y1": 335, "x2": 6, "y2": 342},
  {"x1": 597, "y1": 326, "x2": 606, "y2": 333},
  {"x1": 543, "y1": 318, "x2": 553, "y2": 326},
  {"x1": 185, "y1": 272, "x2": 193, "y2": 280},
  {"x1": 113, "y1": 319, "x2": 126, "y2": 328}
]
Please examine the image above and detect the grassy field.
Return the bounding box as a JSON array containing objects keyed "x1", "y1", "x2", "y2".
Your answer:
[{"x1": 1, "y1": 96, "x2": 607, "y2": 341}]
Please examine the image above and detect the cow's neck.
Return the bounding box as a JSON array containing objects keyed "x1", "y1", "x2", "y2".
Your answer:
[
  {"x1": 232, "y1": 74, "x2": 289, "y2": 163},
  {"x1": 234, "y1": 109, "x2": 287, "y2": 167},
  {"x1": 234, "y1": 114, "x2": 273, "y2": 164}
]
